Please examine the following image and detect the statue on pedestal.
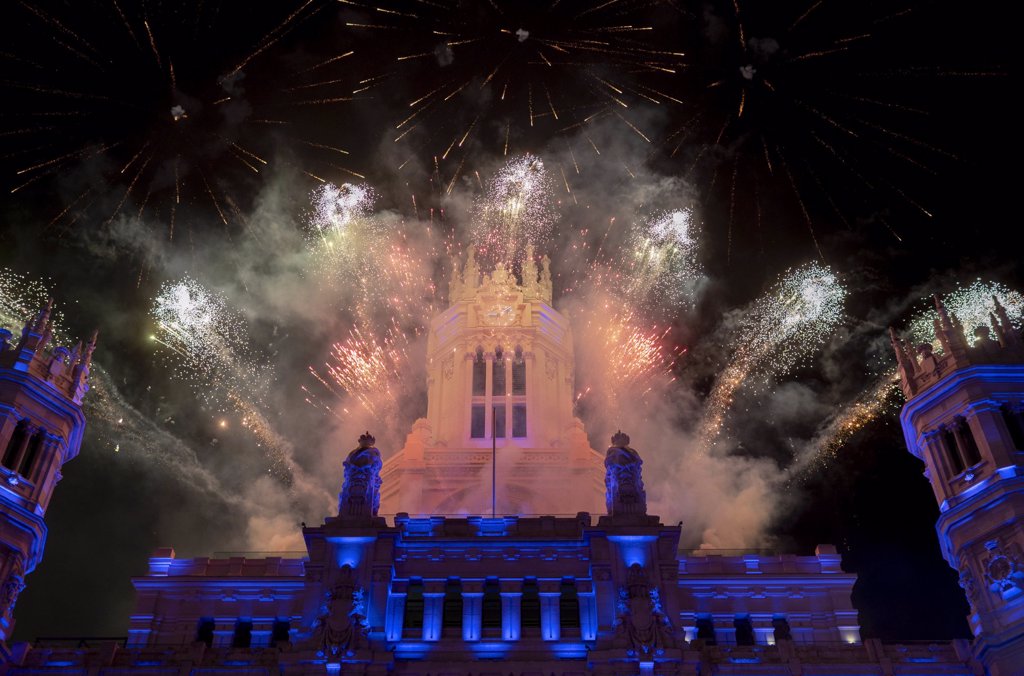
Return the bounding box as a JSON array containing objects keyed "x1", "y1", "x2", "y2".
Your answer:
[
  {"x1": 338, "y1": 432, "x2": 382, "y2": 518},
  {"x1": 604, "y1": 431, "x2": 647, "y2": 517}
]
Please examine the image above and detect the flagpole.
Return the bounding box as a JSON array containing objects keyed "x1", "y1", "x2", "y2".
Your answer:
[{"x1": 491, "y1": 404, "x2": 497, "y2": 518}]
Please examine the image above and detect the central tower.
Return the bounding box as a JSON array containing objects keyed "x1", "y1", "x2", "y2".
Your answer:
[{"x1": 380, "y1": 249, "x2": 605, "y2": 516}]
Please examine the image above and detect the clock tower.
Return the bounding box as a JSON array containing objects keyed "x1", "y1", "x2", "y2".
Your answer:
[{"x1": 379, "y1": 249, "x2": 605, "y2": 516}]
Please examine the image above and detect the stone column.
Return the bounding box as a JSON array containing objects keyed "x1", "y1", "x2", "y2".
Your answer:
[
  {"x1": 462, "y1": 581, "x2": 484, "y2": 641},
  {"x1": 422, "y1": 581, "x2": 445, "y2": 641},
  {"x1": 500, "y1": 579, "x2": 522, "y2": 641},
  {"x1": 539, "y1": 580, "x2": 561, "y2": 641},
  {"x1": 385, "y1": 582, "x2": 407, "y2": 642},
  {"x1": 577, "y1": 580, "x2": 597, "y2": 641}
]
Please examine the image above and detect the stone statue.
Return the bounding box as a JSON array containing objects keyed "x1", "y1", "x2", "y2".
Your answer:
[
  {"x1": 338, "y1": 432, "x2": 382, "y2": 518},
  {"x1": 313, "y1": 565, "x2": 369, "y2": 659},
  {"x1": 604, "y1": 431, "x2": 647, "y2": 517},
  {"x1": 614, "y1": 563, "x2": 674, "y2": 656}
]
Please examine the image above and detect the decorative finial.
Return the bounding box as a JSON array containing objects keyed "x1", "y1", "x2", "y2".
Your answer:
[
  {"x1": 358, "y1": 431, "x2": 375, "y2": 448},
  {"x1": 611, "y1": 430, "x2": 630, "y2": 447}
]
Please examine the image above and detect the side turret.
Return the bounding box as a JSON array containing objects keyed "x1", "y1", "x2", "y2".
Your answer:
[
  {"x1": 891, "y1": 293, "x2": 1024, "y2": 675},
  {"x1": 0, "y1": 303, "x2": 96, "y2": 647}
]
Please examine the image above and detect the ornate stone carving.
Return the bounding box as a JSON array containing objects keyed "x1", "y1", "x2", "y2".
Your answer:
[
  {"x1": 958, "y1": 566, "x2": 979, "y2": 604},
  {"x1": 441, "y1": 354, "x2": 455, "y2": 380},
  {"x1": 604, "y1": 431, "x2": 647, "y2": 516},
  {"x1": 313, "y1": 565, "x2": 369, "y2": 659},
  {"x1": 545, "y1": 351, "x2": 558, "y2": 380},
  {"x1": 982, "y1": 540, "x2": 1024, "y2": 599},
  {"x1": 338, "y1": 432, "x2": 383, "y2": 518},
  {"x1": 1, "y1": 552, "x2": 26, "y2": 619},
  {"x1": 614, "y1": 563, "x2": 675, "y2": 657}
]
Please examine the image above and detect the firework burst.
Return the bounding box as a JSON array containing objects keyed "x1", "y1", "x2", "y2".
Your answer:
[
  {"x1": 471, "y1": 154, "x2": 557, "y2": 268},
  {"x1": 698, "y1": 262, "x2": 846, "y2": 452},
  {"x1": 150, "y1": 276, "x2": 268, "y2": 407}
]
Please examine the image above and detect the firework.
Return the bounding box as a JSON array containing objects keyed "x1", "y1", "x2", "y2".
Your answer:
[
  {"x1": 471, "y1": 155, "x2": 557, "y2": 268},
  {"x1": 622, "y1": 209, "x2": 703, "y2": 311},
  {"x1": 2, "y1": 0, "x2": 360, "y2": 240},
  {"x1": 795, "y1": 369, "x2": 901, "y2": 472},
  {"x1": 308, "y1": 182, "x2": 376, "y2": 237},
  {"x1": 150, "y1": 277, "x2": 268, "y2": 407},
  {"x1": 907, "y1": 280, "x2": 1024, "y2": 350},
  {"x1": 313, "y1": 327, "x2": 411, "y2": 419},
  {"x1": 698, "y1": 262, "x2": 846, "y2": 451},
  {"x1": 0, "y1": 267, "x2": 54, "y2": 331}
]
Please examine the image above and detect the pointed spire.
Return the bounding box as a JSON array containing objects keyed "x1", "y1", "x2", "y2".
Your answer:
[
  {"x1": 992, "y1": 295, "x2": 1020, "y2": 347},
  {"x1": 990, "y1": 312, "x2": 1007, "y2": 347},
  {"x1": 933, "y1": 294, "x2": 968, "y2": 352},
  {"x1": 31, "y1": 298, "x2": 54, "y2": 333},
  {"x1": 889, "y1": 327, "x2": 916, "y2": 376},
  {"x1": 933, "y1": 317, "x2": 951, "y2": 355}
]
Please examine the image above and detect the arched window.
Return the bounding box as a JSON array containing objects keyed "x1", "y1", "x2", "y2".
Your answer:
[
  {"x1": 2, "y1": 419, "x2": 29, "y2": 470},
  {"x1": 512, "y1": 346, "x2": 526, "y2": 395},
  {"x1": 472, "y1": 347, "x2": 486, "y2": 396}
]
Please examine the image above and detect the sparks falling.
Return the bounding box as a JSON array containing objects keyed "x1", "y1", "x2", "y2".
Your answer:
[{"x1": 698, "y1": 262, "x2": 847, "y2": 452}]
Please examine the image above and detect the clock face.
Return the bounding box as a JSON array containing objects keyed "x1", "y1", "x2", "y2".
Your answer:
[{"x1": 483, "y1": 303, "x2": 516, "y2": 326}]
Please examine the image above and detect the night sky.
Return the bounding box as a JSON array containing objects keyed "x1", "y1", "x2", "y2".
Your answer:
[{"x1": 0, "y1": 0, "x2": 1013, "y2": 643}]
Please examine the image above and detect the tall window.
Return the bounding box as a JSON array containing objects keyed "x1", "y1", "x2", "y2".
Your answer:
[
  {"x1": 695, "y1": 615, "x2": 716, "y2": 645},
  {"x1": 772, "y1": 616, "x2": 791, "y2": 642},
  {"x1": 471, "y1": 405, "x2": 486, "y2": 439},
  {"x1": 482, "y1": 578, "x2": 502, "y2": 629},
  {"x1": 232, "y1": 619, "x2": 253, "y2": 648},
  {"x1": 271, "y1": 619, "x2": 291, "y2": 646},
  {"x1": 512, "y1": 347, "x2": 526, "y2": 395},
  {"x1": 472, "y1": 347, "x2": 486, "y2": 396},
  {"x1": 512, "y1": 404, "x2": 527, "y2": 438},
  {"x1": 404, "y1": 580, "x2": 425, "y2": 630},
  {"x1": 1002, "y1": 403, "x2": 1024, "y2": 450},
  {"x1": 19, "y1": 430, "x2": 44, "y2": 479},
  {"x1": 942, "y1": 426, "x2": 965, "y2": 474},
  {"x1": 955, "y1": 417, "x2": 982, "y2": 466},
  {"x1": 521, "y1": 579, "x2": 541, "y2": 628},
  {"x1": 2, "y1": 419, "x2": 29, "y2": 470},
  {"x1": 492, "y1": 346, "x2": 506, "y2": 395},
  {"x1": 442, "y1": 579, "x2": 463, "y2": 628},
  {"x1": 196, "y1": 618, "x2": 215, "y2": 646},
  {"x1": 558, "y1": 579, "x2": 580, "y2": 629},
  {"x1": 734, "y1": 616, "x2": 755, "y2": 645}
]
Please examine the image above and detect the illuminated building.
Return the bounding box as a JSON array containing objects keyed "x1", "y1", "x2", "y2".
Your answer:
[{"x1": 0, "y1": 275, "x2": 1007, "y2": 674}]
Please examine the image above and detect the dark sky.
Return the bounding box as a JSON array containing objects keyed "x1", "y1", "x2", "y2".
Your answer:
[{"x1": 0, "y1": 0, "x2": 1013, "y2": 642}]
